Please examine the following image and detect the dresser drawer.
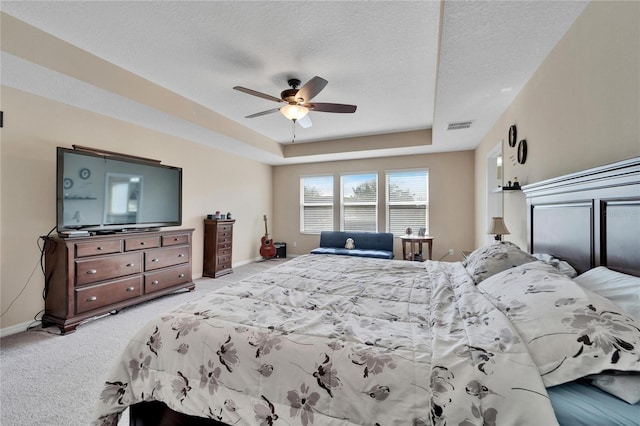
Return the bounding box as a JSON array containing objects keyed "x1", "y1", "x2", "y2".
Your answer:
[
  {"x1": 217, "y1": 237, "x2": 232, "y2": 249},
  {"x1": 76, "y1": 253, "x2": 143, "y2": 286},
  {"x1": 216, "y1": 254, "x2": 231, "y2": 271},
  {"x1": 75, "y1": 239, "x2": 122, "y2": 258},
  {"x1": 217, "y1": 224, "x2": 233, "y2": 236},
  {"x1": 217, "y1": 246, "x2": 231, "y2": 257},
  {"x1": 145, "y1": 246, "x2": 189, "y2": 271},
  {"x1": 75, "y1": 276, "x2": 142, "y2": 314},
  {"x1": 125, "y1": 235, "x2": 160, "y2": 251},
  {"x1": 144, "y1": 264, "x2": 191, "y2": 293},
  {"x1": 162, "y1": 234, "x2": 190, "y2": 247}
]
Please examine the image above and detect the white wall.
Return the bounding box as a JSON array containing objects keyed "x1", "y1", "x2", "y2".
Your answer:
[
  {"x1": 0, "y1": 87, "x2": 273, "y2": 332},
  {"x1": 474, "y1": 1, "x2": 640, "y2": 249}
]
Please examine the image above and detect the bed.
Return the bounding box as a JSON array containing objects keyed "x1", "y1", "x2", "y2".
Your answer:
[{"x1": 92, "y1": 157, "x2": 640, "y2": 426}]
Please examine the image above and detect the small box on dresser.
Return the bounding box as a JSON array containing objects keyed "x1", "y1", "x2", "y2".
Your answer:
[
  {"x1": 203, "y1": 219, "x2": 235, "y2": 278},
  {"x1": 43, "y1": 228, "x2": 195, "y2": 334}
]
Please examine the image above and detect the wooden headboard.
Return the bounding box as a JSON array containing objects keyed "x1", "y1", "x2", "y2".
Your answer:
[{"x1": 522, "y1": 157, "x2": 640, "y2": 277}]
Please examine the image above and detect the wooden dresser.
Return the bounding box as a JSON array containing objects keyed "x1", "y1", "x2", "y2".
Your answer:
[
  {"x1": 203, "y1": 219, "x2": 235, "y2": 278},
  {"x1": 43, "y1": 228, "x2": 194, "y2": 334}
]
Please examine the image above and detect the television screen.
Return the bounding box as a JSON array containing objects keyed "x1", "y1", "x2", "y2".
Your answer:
[{"x1": 57, "y1": 147, "x2": 182, "y2": 233}]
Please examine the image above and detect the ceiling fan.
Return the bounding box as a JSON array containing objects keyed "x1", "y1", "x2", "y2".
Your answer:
[{"x1": 233, "y1": 76, "x2": 357, "y2": 128}]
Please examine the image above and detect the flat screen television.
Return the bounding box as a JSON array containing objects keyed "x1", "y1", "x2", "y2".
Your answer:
[{"x1": 56, "y1": 146, "x2": 182, "y2": 233}]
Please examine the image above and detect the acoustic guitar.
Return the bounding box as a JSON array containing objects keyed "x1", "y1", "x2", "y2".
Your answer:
[{"x1": 260, "y1": 215, "x2": 276, "y2": 259}]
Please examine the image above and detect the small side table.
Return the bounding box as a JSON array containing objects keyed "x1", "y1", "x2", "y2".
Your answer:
[{"x1": 401, "y1": 236, "x2": 434, "y2": 261}]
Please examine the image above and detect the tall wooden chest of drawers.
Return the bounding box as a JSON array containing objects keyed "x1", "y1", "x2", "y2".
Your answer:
[
  {"x1": 43, "y1": 229, "x2": 194, "y2": 334},
  {"x1": 203, "y1": 219, "x2": 235, "y2": 278}
]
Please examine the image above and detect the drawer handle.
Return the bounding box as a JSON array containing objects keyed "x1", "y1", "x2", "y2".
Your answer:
[
  {"x1": 87, "y1": 296, "x2": 97, "y2": 302},
  {"x1": 152, "y1": 258, "x2": 159, "y2": 262},
  {"x1": 126, "y1": 263, "x2": 135, "y2": 267},
  {"x1": 87, "y1": 269, "x2": 97, "y2": 274},
  {"x1": 140, "y1": 242, "x2": 145, "y2": 245},
  {"x1": 174, "y1": 238, "x2": 179, "y2": 241},
  {"x1": 178, "y1": 253, "x2": 185, "y2": 258},
  {"x1": 126, "y1": 286, "x2": 135, "y2": 292},
  {"x1": 97, "y1": 246, "x2": 104, "y2": 250},
  {"x1": 152, "y1": 280, "x2": 159, "y2": 285},
  {"x1": 178, "y1": 273, "x2": 185, "y2": 278}
]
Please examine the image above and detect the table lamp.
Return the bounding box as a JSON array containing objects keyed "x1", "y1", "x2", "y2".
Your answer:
[{"x1": 487, "y1": 217, "x2": 510, "y2": 241}]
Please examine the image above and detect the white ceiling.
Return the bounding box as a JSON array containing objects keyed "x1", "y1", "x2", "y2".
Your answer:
[{"x1": 1, "y1": 1, "x2": 589, "y2": 165}]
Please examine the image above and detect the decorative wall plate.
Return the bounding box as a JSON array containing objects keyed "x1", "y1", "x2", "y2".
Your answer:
[
  {"x1": 63, "y1": 178, "x2": 73, "y2": 189},
  {"x1": 508, "y1": 125, "x2": 517, "y2": 147},
  {"x1": 79, "y1": 168, "x2": 91, "y2": 179},
  {"x1": 517, "y1": 139, "x2": 528, "y2": 164}
]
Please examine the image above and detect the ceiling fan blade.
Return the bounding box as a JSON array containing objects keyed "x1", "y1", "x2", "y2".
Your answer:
[
  {"x1": 295, "y1": 76, "x2": 328, "y2": 103},
  {"x1": 233, "y1": 86, "x2": 283, "y2": 103},
  {"x1": 297, "y1": 114, "x2": 312, "y2": 128},
  {"x1": 308, "y1": 103, "x2": 357, "y2": 113},
  {"x1": 246, "y1": 108, "x2": 281, "y2": 118}
]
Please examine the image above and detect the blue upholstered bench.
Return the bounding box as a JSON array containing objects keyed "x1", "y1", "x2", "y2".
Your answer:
[{"x1": 310, "y1": 231, "x2": 394, "y2": 259}]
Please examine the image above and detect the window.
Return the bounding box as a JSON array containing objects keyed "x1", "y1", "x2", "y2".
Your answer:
[
  {"x1": 300, "y1": 175, "x2": 333, "y2": 233},
  {"x1": 341, "y1": 173, "x2": 377, "y2": 231},
  {"x1": 386, "y1": 169, "x2": 429, "y2": 236}
]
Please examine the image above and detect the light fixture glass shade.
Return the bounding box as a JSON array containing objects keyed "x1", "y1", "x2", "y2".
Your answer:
[
  {"x1": 487, "y1": 217, "x2": 510, "y2": 240},
  {"x1": 280, "y1": 104, "x2": 309, "y2": 121}
]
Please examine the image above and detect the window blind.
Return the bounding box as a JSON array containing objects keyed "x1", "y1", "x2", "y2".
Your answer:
[
  {"x1": 386, "y1": 170, "x2": 429, "y2": 236},
  {"x1": 301, "y1": 176, "x2": 333, "y2": 233},
  {"x1": 341, "y1": 173, "x2": 377, "y2": 232}
]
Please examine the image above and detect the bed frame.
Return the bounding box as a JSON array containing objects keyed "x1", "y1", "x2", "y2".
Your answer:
[
  {"x1": 128, "y1": 156, "x2": 640, "y2": 425},
  {"x1": 523, "y1": 156, "x2": 640, "y2": 277}
]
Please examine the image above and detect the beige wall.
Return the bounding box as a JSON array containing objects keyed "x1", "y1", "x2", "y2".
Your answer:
[
  {"x1": 273, "y1": 150, "x2": 475, "y2": 261},
  {"x1": 0, "y1": 87, "x2": 273, "y2": 331},
  {"x1": 474, "y1": 1, "x2": 640, "y2": 249}
]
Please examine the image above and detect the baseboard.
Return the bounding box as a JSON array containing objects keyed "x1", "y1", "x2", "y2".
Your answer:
[
  {"x1": 1, "y1": 320, "x2": 32, "y2": 338},
  {"x1": 3, "y1": 257, "x2": 299, "y2": 337}
]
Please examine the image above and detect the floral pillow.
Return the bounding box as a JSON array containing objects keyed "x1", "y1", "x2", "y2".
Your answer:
[
  {"x1": 477, "y1": 261, "x2": 640, "y2": 387},
  {"x1": 462, "y1": 241, "x2": 537, "y2": 284}
]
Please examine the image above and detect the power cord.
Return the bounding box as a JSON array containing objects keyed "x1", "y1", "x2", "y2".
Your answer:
[
  {"x1": 0, "y1": 226, "x2": 56, "y2": 321},
  {"x1": 438, "y1": 249, "x2": 455, "y2": 262}
]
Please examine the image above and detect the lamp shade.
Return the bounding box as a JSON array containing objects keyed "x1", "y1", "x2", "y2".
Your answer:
[
  {"x1": 280, "y1": 104, "x2": 309, "y2": 121},
  {"x1": 487, "y1": 217, "x2": 510, "y2": 239}
]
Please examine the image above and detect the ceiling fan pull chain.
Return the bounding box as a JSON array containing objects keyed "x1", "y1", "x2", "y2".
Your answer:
[{"x1": 292, "y1": 119, "x2": 296, "y2": 143}]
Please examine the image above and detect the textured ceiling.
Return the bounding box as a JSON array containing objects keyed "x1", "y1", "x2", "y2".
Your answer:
[{"x1": 0, "y1": 1, "x2": 589, "y2": 164}]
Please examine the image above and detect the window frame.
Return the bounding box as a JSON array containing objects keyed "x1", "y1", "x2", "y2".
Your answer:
[
  {"x1": 300, "y1": 174, "x2": 334, "y2": 234},
  {"x1": 385, "y1": 168, "x2": 429, "y2": 236},
  {"x1": 340, "y1": 172, "x2": 378, "y2": 232}
]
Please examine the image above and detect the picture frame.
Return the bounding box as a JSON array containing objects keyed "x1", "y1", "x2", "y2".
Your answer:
[
  {"x1": 517, "y1": 139, "x2": 528, "y2": 164},
  {"x1": 508, "y1": 124, "x2": 517, "y2": 147},
  {"x1": 418, "y1": 227, "x2": 426, "y2": 236}
]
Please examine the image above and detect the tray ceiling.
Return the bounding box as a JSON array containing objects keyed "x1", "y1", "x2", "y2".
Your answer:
[{"x1": 0, "y1": 1, "x2": 589, "y2": 164}]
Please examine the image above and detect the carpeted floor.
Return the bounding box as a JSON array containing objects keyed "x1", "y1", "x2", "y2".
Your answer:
[{"x1": 0, "y1": 258, "x2": 287, "y2": 426}]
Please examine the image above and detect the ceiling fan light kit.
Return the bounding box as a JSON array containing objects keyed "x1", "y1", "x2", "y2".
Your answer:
[
  {"x1": 233, "y1": 76, "x2": 357, "y2": 128},
  {"x1": 280, "y1": 104, "x2": 309, "y2": 121}
]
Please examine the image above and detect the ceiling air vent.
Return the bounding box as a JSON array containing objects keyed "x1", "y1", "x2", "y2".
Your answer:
[{"x1": 447, "y1": 120, "x2": 473, "y2": 130}]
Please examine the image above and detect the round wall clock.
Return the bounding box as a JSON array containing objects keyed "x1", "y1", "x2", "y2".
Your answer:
[
  {"x1": 79, "y1": 168, "x2": 91, "y2": 179},
  {"x1": 517, "y1": 139, "x2": 528, "y2": 164},
  {"x1": 63, "y1": 178, "x2": 73, "y2": 189},
  {"x1": 508, "y1": 125, "x2": 517, "y2": 147}
]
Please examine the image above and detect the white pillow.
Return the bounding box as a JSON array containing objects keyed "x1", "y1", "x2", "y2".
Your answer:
[
  {"x1": 586, "y1": 373, "x2": 640, "y2": 404},
  {"x1": 574, "y1": 267, "x2": 640, "y2": 322}
]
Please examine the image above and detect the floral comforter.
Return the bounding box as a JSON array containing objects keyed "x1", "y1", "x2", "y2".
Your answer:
[{"x1": 92, "y1": 254, "x2": 559, "y2": 425}]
